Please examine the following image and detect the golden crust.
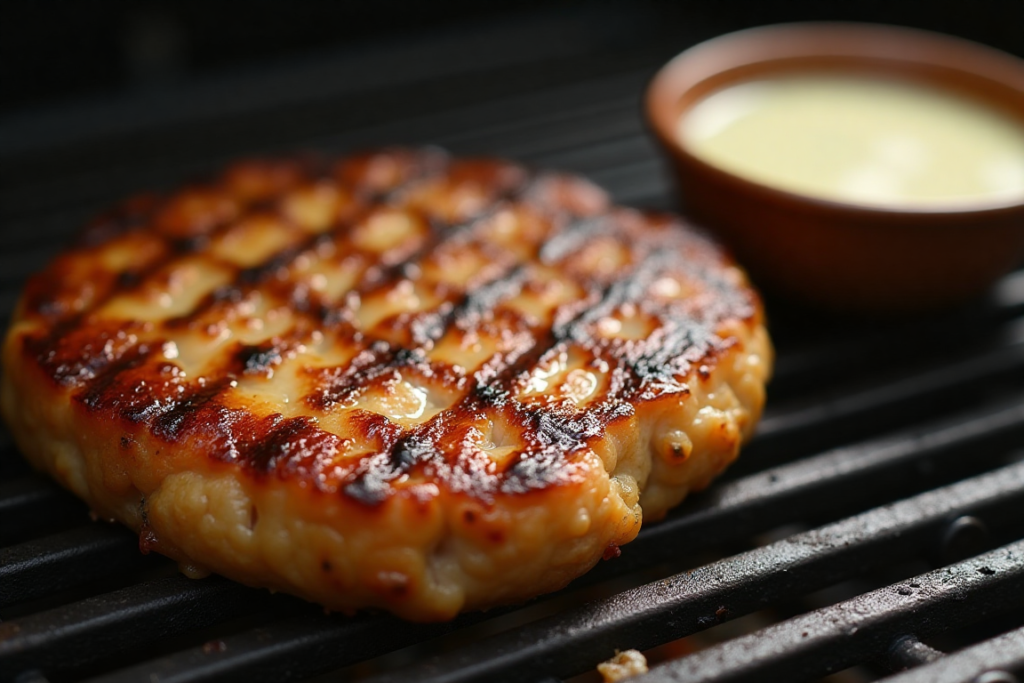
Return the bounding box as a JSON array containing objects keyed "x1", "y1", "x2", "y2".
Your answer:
[{"x1": 1, "y1": 149, "x2": 771, "y2": 620}]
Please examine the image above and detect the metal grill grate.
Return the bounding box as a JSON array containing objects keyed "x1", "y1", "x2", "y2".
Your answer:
[{"x1": 2, "y1": 6, "x2": 1024, "y2": 683}]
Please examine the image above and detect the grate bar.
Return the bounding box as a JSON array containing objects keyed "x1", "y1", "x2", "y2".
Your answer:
[
  {"x1": 0, "y1": 64, "x2": 651, "y2": 228},
  {"x1": 86, "y1": 612, "x2": 489, "y2": 683},
  {"x1": 1, "y1": 399, "x2": 1018, "y2": 681},
  {"x1": 886, "y1": 635, "x2": 944, "y2": 670},
  {"x1": 0, "y1": 476, "x2": 86, "y2": 545},
  {"x1": 359, "y1": 460, "x2": 1024, "y2": 683},
  {"x1": 744, "y1": 333, "x2": 1024, "y2": 467},
  {"x1": 0, "y1": 525, "x2": 145, "y2": 608},
  {"x1": 0, "y1": 576, "x2": 260, "y2": 681},
  {"x1": 638, "y1": 541, "x2": 1024, "y2": 683},
  {"x1": 770, "y1": 308, "x2": 1024, "y2": 403},
  {"x1": 0, "y1": 85, "x2": 647, "y2": 262},
  {"x1": 0, "y1": 5, "x2": 668, "y2": 164},
  {"x1": 590, "y1": 399, "x2": 1024, "y2": 581},
  {"x1": 880, "y1": 624, "x2": 1024, "y2": 683}
]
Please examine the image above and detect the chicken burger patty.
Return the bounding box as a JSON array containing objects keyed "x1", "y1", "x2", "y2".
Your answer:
[{"x1": 1, "y1": 148, "x2": 771, "y2": 621}]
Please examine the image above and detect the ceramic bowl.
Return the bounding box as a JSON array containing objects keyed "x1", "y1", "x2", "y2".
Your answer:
[{"x1": 646, "y1": 22, "x2": 1024, "y2": 312}]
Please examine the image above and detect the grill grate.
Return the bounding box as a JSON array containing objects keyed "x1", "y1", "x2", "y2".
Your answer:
[{"x1": 2, "y1": 5, "x2": 1024, "y2": 683}]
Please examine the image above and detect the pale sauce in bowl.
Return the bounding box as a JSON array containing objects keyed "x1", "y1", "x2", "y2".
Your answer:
[{"x1": 679, "y1": 75, "x2": 1024, "y2": 210}]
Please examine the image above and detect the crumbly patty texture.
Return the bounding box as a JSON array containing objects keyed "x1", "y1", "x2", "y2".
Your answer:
[{"x1": 1, "y1": 149, "x2": 771, "y2": 621}]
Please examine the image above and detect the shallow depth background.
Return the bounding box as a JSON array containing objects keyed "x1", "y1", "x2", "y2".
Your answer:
[{"x1": 3, "y1": 1, "x2": 1023, "y2": 115}]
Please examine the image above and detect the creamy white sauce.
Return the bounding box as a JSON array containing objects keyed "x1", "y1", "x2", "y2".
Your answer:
[{"x1": 680, "y1": 75, "x2": 1024, "y2": 209}]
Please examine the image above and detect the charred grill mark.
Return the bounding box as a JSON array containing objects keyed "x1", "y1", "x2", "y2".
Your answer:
[
  {"x1": 339, "y1": 411, "x2": 410, "y2": 504},
  {"x1": 15, "y1": 149, "x2": 762, "y2": 508},
  {"x1": 72, "y1": 343, "x2": 154, "y2": 408},
  {"x1": 162, "y1": 207, "x2": 372, "y2": 328},
  {"x1": 27, "y1": 322, "x2": 146, "y2": 389},
  {"x1": 388, "y1": 433, "x2": 431, "y2": 470},
  {"x1": 301, "y1": 173, "x2": 541, "y2": 419},
  {"x1": 241, "y1": 415, "x2": 328, "y2": 473},
  {"x1": 76, "y1": 358, "x2": 181, "y2": 424},
  {"x1": 538, "y1": 215, "x2": 615, "y2": 265},
  {"x1": 403, "y1": 264, "x2": 528, "y2": 349},
  {"x1": 305, "y1": 345, "x2": 393, "y2": 410},
  {"x1": 347, "y1": 147, "x2": 451, "y2": 202},
  {"x1": 455, "y1": 217, "x2": 622, "y2": 406},
  {"x1": 342, "y1": 469, "x2": 391, "y2": 506},
  {"x1": 343, "y1": 161, "x2": 532, "y2": 314},
  {"x1": 150, "y1": 378, "x2": 235, "y2": 442},
  {"x1": 453, "y1": 265, "x2": 529, "y2": 329},
  {"x1": 236, "y1": 243, "x2": 310, "y2": 286},
  {"x1": 237, "y1": 343, "x2": 284, "y2": 377},
  {"x1": 170, "y1": 235, "x2": 210, "y2": 255}
]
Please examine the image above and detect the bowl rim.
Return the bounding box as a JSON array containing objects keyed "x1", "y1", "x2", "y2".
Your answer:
[{"x1": 645, "y1": 21, "x2": 1024, "y2": 218}]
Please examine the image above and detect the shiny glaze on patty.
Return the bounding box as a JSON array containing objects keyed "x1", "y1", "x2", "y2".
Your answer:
[{"x1": 3, "y1": 148, "x2": 770, "y2": 619}]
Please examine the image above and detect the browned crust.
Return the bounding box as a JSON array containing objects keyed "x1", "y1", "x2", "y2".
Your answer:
[{"x1": 1, "y1": 148, "x2": 771, "y2": 619}]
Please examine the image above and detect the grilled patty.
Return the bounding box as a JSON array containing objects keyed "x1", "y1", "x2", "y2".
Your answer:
[{"x1": 1, "y1": 149, "x2": 771, "y2": 621}]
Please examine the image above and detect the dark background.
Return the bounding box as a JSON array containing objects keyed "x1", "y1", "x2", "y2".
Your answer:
[
  {"x1": 3, "y1": 1, "x2": 1023, "y2": 115},
  {"x1": 3, "y1": 5, "x2": 1024, "y2": 682}
]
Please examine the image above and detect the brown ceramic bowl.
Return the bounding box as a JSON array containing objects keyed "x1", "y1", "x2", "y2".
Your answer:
[{"x1": 646, "y1": 22, "x2": 1024, "y2": 313}]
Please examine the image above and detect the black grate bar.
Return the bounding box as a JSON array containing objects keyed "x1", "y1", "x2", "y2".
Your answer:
[
  {"x1": 0, "y1": 65, "x2": 650, "y2": 228},
  {"x1": 880, "y1": 625, "x2": 1024, "y2": 683},
  {"x1": 0, "y1": 80, "x2": 648, "y2": 261},
  {"x1": 770, "y1": 308, "x2": 1024, "y2": 402},
  {"x1": 523, "y1": 134, "x2": 660, "y2": 178},
  {"x1": 638, "y1": 541, "x2": 1024, "y2": 683},
  {"x1": 994, "y1": 270, "x2": 1024, "y2": 312},
  {"x1": 0, "y1": 4, "x2": 667, "y2": 164},
  {"x1": 86, "y1": 612, "x2": 490, "y2": 683},
  {"x1": 0, "y1": 476, "x2": 86, "y2": 544},
  {"x1": 745, "y1": 329, "x2": 1024, "y2": 465},
  {"x1": 443, "y1": 99, "x2": 642, "y2": 162},
  {"x1": 0, "y1": 438, "x2": 29, "y2": 477},
  {"x1": 602, "y1": 398, "x2": 1024, "y2": 580},
  {"x1": 0, "y1": 525, "x2": 144, "y2": 608},
  {"x1": 359, "y1": 460, "x2": 1024, "y2": 683},
  {"x1": 52, "y1": 401, "x2": 1024, "y2": 682},
  {"x1": 5, "y1": 392, "x2": 1020, "y2": 624},
  {"x1": 0, "y1": 576, "x2": 261, "y2": 681},
  {"x1": 585, "y1": 158, "x2": 671, "y2": 206},
  {"x1": 886, "y1": 636, "x2": 943, "y2": 670}
]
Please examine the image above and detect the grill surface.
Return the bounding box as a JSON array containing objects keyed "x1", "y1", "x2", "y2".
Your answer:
[{"x1": 2, "y1": 4, "x2": 1024, "y2": 683}]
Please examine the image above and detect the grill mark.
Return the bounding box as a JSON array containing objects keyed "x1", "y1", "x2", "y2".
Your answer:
[
  {"x1": 352, "y1": 202, "x2": 513, "y2": 301},
  {"x1": 164, "y1": 205, "x2": 373, "y2": 328},
  {"x1": 537, "y1": 215, "x2": 616, "y2": 264},
  {"x1": 241, "y1": 415, "x2": 323, "y2": 473},
  {"x1": 306, "y1": 343, "x2": 401, "y2": 410},
  {"x1": 335, "y1": 177, "x2": 609, "y2": 500},
  {"x1": 14, "y1": 149, "x2": 762, "y2": 509},
  {"x1": 407, "y1": 264, "x2": 530, "y2": 349},
  {"x1": 453, "y1": 235, "x2": 702, "y2": 494},
  {"x1": 151, "y1": 378, "x2": 235, "y2": 442},
  {"x1": 34, "y1": 160, "x2": 344, "y2": 333},
  {"x1": 235, "y1": 341, "x2": 287, "y2": 377},
  {"x1": 304, "y1": 170, "x2": 537, "y2": 415},
  {"x1": 353, "y1": 147, "x2": 452, "y2": 204},
  {"x1": 64, "y1": 202, "x2": 248, "y2": 322},
  {"x1": 345, "y1": 161, "x2": 533, "y2": 308},
  {"x1": 73, "y1": 343, "x2": 154, "y2": 408},
  {"x1": 25, "y1": 321, "x2": 146, "y2": 389},
  {"x1": 348, "y1": 212, "x2": 646, "y2": 500},
  {"x1": 460, "y1": 211, "x2": 615, "y2": 405}
]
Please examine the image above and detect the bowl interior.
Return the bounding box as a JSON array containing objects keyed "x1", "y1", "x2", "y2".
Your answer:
[{"x1": 647, "y1": 22, "x2": 1024, "y2": 216}]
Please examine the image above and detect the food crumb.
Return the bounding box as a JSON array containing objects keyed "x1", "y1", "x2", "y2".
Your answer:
[{"x1": 597, "y1": 649, "x2": 649, "y2": 682}]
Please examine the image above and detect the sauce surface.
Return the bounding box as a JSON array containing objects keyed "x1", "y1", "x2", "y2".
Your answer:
[{"x1": 680, "y1": 75, "x2": 1024, "y2": 209}]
